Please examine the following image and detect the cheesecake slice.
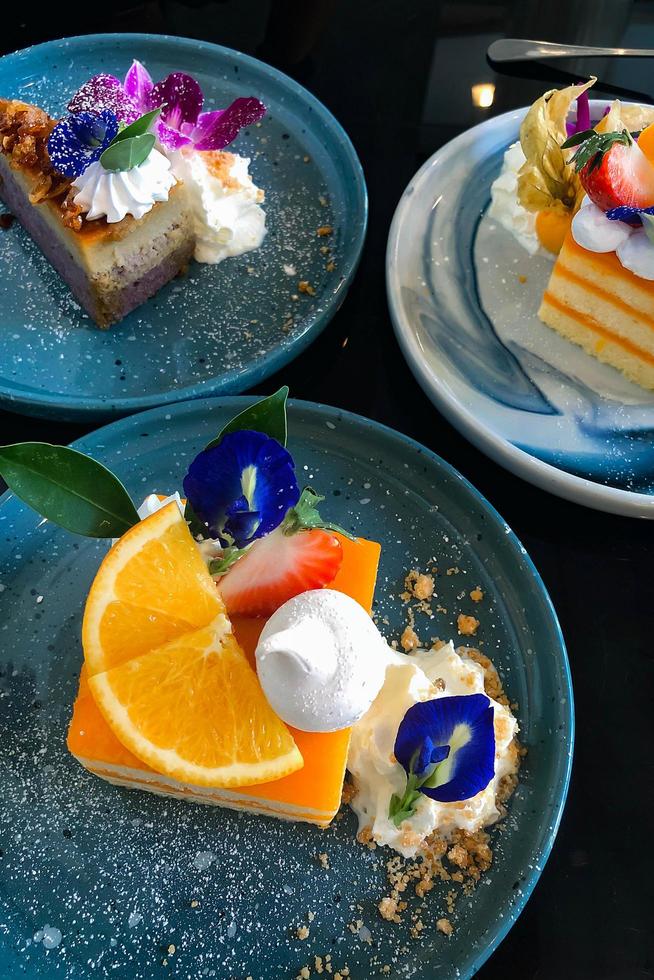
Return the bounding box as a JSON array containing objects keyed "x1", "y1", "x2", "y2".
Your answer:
[
  {"x1": 67, "y1": 534, "x2": 381, "y2": 827},
  {"x1": 0, "y1": 98, "x2": 194, "y2": 328},
  {"x1": 539, "y1": 230, "x2": 654, "y2": 390}
]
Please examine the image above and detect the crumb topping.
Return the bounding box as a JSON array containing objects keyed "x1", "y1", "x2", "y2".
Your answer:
[{"x1": 457, "y1": 613, "x2": 480, "y2": 636}]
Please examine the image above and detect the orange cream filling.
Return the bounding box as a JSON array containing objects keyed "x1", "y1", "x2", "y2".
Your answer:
[{"x1": 67, "y1": 533, "x2": 382, "y2": 821}]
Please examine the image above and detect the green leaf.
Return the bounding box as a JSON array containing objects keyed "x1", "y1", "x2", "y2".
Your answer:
[
  {"x1": 561, "y1": 128, "x2": 596, "y2": 149},
  {"x1": 111, "y1": 107, "x2": 161, "y2": 144},
  {"x1": 0, "y1": 443, "x2": 139, "y2": 538},
  {"x1": 204, "y1": 387, "x2": 290, "y2": 451},
  {"x1": 642, "y1": 212, "x2": 654, "y2": 245},
  {"x1": 100, "y1": 133, "x2": 156, "y2": 173},
  {"x1": 566, "y1": 128, "x2": 632, "y2": 174},
  {"x1": 281, "y1": 487, "x2": 356, "y2": 539},
  {"x1": 208, "y1": 545, "x2": 250, "y2": 575}
]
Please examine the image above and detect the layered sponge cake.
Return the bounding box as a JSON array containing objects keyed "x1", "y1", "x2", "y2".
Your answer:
[
  {"x1": 539, "y1": 231, "x2": 654, "y2": 390},
  {"x1": 68, "y1": 528, "x2": 381, "y2": 827}
]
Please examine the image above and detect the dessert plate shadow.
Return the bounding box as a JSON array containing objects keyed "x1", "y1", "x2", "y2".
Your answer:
[
  {"x1": 0, "y1": 34, "x2": 367, "y2": 421},
  {"x1": 387, "y1": 101, "x2": 654, "y2": 518},
  {"x1": 0, "y1": 396, "x2": 572, "y2": 980}
]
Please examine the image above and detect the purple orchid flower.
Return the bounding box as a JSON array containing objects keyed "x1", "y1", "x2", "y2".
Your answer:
[{"x1": 68, "y1": 61, "x2": 266, "y2": 152}]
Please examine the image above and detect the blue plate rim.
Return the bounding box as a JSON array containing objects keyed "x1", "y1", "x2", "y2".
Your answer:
[
  {"x1": 0, "y1": 393, "x2": 574, "y2": 978},
  {"x1": 0, "y1": 33, "x2": 368, "y2": 420},
  {"x1": 386, "y1": 105, "x2": 654, "y2": 520}
]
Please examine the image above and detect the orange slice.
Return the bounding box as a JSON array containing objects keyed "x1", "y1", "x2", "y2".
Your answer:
[
  {"x1": 82, "y1": 502, "x2": 224, "y2": 676},
  {"x1": 88, "y1": 617, "x2": 303, "y2": 787}
]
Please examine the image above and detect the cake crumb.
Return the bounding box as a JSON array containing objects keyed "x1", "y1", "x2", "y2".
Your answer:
[
  {"x1": 457, "y1": 613, "x2": 479, "y2": 636},
  {"x1": 317, "y1": 225, "x2": 333, "y2": 237},
  {"x1": 518, "y1": 273, "x2": 527, "y2": 284},
  {"x1": 469, "y1": 587, "x2": 484, "y2": 602},
  {"x1": 401, "y1": 625, "x2": 420, "y2": 651},
  {"x1": 341, "y1": 780, "x2": 356, "y2": 805},
  {"x1": 298, "y1": 280, "x2": 316, "y2": 296},
  {"x1": 296, "y1": 924, "x2": 310, "y2": 940},
  {"x1": 378, "y1": 897, "x2": 401, "y2": 923},
  {"x1": 317, "y1": 851, "x2": 330, "y2": 870},
  {"x1": 297, "y1": 967, "x2": 311, "y2": 979},
  {"x1": 167, "y1": 944, "x2": 175, "y2": 956},
  {"x1": 446, "y1": 566, "x2": 460, "y2": 576},
  {"x1": 357, "y1": 825, "x2": 377, "y2": 850},
  {"x1": 326, "y1": 260, "x2": 336, "y2": 272},
  {"x1": 436, "y1": 917, "x2": 454, "y2": 936}
]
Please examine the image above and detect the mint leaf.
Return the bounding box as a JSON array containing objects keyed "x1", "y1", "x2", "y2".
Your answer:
[
  {"x1": 281, "y1": 487, "x2": 355, "y2": 539},
  {"x1": 100, "y1": 133, "x2": 155, "y2": 172},
  {"x1": 0, "y1": 442, "x2": 139, "y2": 538},
  {"x1": 204, "y1": 387, "x2": 289, "y2": 451},
  {"x1": 111, "y1": 107, "x2": 161, "y2": 144}
]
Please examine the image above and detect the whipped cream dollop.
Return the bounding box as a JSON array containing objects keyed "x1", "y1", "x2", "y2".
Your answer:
[
  {"x1": 571, "y1": 195, "x2": 654, "y2": 280},
  {"x1": 488, "y1": 141, "x2": 540, "y2": 255},
  {"x1": 170, "y1": 149, "x2": 266, "y2": 264},
  {"x1": 71, "y1": 149, "x2": 176, "y2": 223},
  {"x1": 255, "y1": 590, "x2": 388, "y2": 732},
  {"x1": 348, "y1": 642, "x2": 519, "y2": 858}
]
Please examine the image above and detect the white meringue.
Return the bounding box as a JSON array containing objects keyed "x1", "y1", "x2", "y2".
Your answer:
[{"x1": 255, "y1": 589, "x2": 388, "y2": 732}]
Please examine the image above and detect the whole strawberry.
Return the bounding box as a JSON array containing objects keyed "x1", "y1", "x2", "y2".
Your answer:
[{"x1": 562, "y1": 128, "x2": 654, "y2": 212}]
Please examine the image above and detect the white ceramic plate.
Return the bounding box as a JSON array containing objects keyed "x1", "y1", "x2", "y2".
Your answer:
[{"x1": 387, "y1": 102, "x2": 654, "y2": 518}]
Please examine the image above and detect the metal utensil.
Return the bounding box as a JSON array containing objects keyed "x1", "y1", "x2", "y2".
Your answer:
[{"x1": 487, "y1": 38, "x2": 652, "y2": 103}]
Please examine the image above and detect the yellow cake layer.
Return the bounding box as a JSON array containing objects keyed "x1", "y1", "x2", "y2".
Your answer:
[
  {"x1": 67, "y1": 534, "x2": 382, "y2": 826},
  {"x1": 538, "y1": 231, "x2": 654, "y2": 390}
]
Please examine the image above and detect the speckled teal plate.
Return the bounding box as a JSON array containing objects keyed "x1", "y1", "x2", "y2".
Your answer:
[
  {"x1": 0, "y1": 35, "x2": 366, "y2": 421},
  {"x1": 0, "y1": 397, "x2": 572, "y2": 979}
]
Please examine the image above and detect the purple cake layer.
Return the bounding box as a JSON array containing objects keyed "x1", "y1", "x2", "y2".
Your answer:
[{"x1": 0, "y1": 162, "x2": 193, "y2": 328}]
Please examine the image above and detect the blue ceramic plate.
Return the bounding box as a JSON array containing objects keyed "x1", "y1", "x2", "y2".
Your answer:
[
  {"x1": 387, "y1": 101, "x2": 654, "y2": 518},
  {"x1": 0, "y1": 397, "x2": 572, "y2": 979},
  {"x1": 0, "y1": 35, "x2": 366, "y2": 421}
]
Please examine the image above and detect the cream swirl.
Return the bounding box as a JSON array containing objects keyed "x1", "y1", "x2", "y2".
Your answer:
[
  {"x1": 255, "y1": 590, "x2": 388, "y2": 732},
  {"x1": 71, "y1": 149, "x2": 176, "y2": 223}
]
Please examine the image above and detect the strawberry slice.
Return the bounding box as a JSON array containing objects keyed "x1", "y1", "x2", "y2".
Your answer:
[
  {"x1": 563, "y1": 128, "x2": 654, "y2": 212},
  {"x1": 218, "y1": 526, "x2": 343, "y2": 616}
]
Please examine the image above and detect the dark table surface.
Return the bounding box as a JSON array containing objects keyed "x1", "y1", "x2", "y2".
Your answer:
[{"x1": 2, "y1": 2, "x2": 654, "y2": 978}]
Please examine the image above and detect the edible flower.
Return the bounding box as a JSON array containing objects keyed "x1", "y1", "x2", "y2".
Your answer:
[
  {"x1": 389, "y1": 694, "x2": 495, "y2": 826},
  {"x1": 605, "y1": 203, "x2": 654, "y2": 225},
  {"x1": 47, "y1": 109, "x2": 119, "y2": 178},
  {"x1": 68, "y1": 60, "x2": 266, "y2": 152},
  {"x1": 565, "y1": 87, "x2": 591, "y2": 138},
  {"x1": 182, "y1": 430, "x2": 300, "y2": 549}
]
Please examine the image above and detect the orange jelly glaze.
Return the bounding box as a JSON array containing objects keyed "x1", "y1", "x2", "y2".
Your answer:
[
  {"x1": 67, "y1": 533, "x2": 382, "y2": 814},
  {"x1": 535, "y1": 208, "x2": 573, "y2": 254}
]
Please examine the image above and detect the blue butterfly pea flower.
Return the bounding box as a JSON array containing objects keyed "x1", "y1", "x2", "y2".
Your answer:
[
  {"x1": 394, "y1": 693, "x2": 495, "y2": 807},
  {"x1": 605, "y1": 204, "x2": 654, "y2": 225},
  {"x1": 182, "y1": 430, "x2": 299, "y2": 548},
  {"x1": 47, "y1": 109, "x2": 119, "y2": 179}
]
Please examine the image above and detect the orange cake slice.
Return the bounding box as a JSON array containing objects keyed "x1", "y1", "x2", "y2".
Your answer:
[
  {"x1": 539, "y1": 230, "x2": 654, "y2": 390},
  {"x1": 67, "y1": 533, "x2": 381, "y2": 827}
]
